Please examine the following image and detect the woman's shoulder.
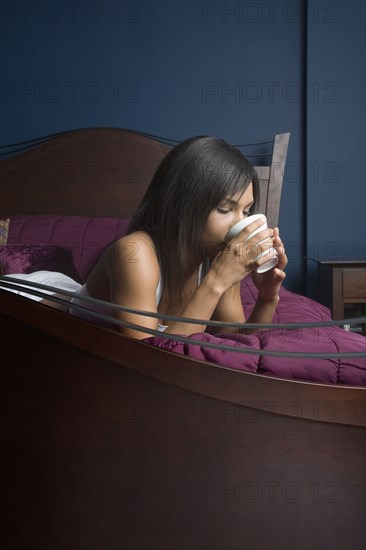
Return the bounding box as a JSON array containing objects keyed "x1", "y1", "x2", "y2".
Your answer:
[
  {"x1": 105, "y1": 231, "x2": 159, "y2": 275},
  {"x1": 111, "y1": 230, "x2": 157, "y2": 256}
]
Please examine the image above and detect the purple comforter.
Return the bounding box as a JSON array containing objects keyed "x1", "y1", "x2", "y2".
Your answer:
[{"x1": 146, "y1": 277, "x2": 366, "y2": 386}]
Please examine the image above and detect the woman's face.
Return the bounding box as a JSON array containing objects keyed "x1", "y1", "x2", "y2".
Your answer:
[{"x1": 201, "y1": 183, "x2": 254, "y2": 259}]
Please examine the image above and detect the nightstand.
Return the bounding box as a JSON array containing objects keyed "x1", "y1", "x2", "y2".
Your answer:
[{"x1": 317, "y1": 260, "x2": 366, "y2": 327}]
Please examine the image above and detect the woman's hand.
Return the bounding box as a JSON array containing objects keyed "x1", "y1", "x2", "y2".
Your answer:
[
  {"x1": 207, "y1": 218, "x2": 277, "y2": 294},
  {"x1": 251, "y1": 227, "x2": 287, "y2": 300}
]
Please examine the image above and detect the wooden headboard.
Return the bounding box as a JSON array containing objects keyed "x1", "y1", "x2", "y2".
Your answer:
[{"x1": 0, "y1": 128, "x2": 290, "y2": 227}]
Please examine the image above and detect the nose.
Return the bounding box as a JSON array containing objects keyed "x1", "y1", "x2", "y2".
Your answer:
[{"x1": 234, "y1": 211, "x2": 246, "y2": 223}]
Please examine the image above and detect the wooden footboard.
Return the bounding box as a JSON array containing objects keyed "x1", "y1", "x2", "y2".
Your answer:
[{"x1": 1, "y1": 292, "x2": 365, "y2": 550}]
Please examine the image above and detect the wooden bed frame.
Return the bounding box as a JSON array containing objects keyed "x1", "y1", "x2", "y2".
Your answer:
[
  {"x1": 0, "y1": 128, "x2": 365, "y2": 550},
  {"x1": 0, "y1": 127, "x2": 289, "y2": 227}
]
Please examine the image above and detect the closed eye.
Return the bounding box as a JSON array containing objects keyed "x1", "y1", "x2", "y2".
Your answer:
[
  {"x1": 217, "y1": 207, "x2": 231, "y2": 214},
  {"x1": 216, "y1": 198, "x2": 254, "y2": 215},
  {"x1": 217, "y1": 208, "x2": 252, "y2": 217}
]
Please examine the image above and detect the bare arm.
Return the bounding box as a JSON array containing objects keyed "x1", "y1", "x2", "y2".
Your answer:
[
  {"x1": 163, "y1": 220, "x2": 281, "y2": 336},
  {"x1": 207, "y1": 228, "x2": 287, "y2": 334},
  {"x1": 106, "y1": 235, "x2": 223, "y2": 339},
  {"x1": 232, "y1": 228, "x2": 288, "y2": 334},
  {"x1": 106, "y1": 236, "x2": 162, "y2": 339},
  {"x1": 209, "y1": 283, "x2": 278, "y2": 335},
  {"x1": 106, "y1": 222, "x2": 285, "y2": 339},
  {"x1": 210, "y1": 283, "x2": 245, "y2": 332}
]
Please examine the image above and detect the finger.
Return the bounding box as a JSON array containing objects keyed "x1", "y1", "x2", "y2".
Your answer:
[
  {"x1": 275, "y1": 242, "x2": 285, "y2": 255},
  {"x1": 248, "y1": 228, "x2": 273, "y2": 245},
  {"x1": 273, "y1": 232, "x2": 284, "y2": 247},
  {"x1": 246, "y1": 238, "x2": 275, "y2": 263},
  {"x1": 233, "y1": 219, "x2": 270, "y2": 242},
  {"x1": 273, "y1": 268, "x2": 286, "y2": 279},
  {"x1": 276, "y1": 249, "x2": 288, "y2": 269}
]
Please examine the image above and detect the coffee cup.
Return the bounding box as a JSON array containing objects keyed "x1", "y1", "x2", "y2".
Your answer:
[{"x1": 224, "y1": 213, "x2": 279, "y2": 273}]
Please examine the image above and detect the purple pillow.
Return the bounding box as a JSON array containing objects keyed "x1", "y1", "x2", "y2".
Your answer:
[
  {"x1": 7, "y1": 215, "x2": 130, "y2": 281},
  {"x1": 0, "y1": 244, "x2": 83, "y2": 284}
]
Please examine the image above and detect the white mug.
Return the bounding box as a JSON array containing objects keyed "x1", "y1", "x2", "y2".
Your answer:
[{"x1": 224, "y1": 213, "x2": 279, "y2": 273}]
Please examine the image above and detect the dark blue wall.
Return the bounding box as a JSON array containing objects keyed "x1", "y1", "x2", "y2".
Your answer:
[
  {"x1": 1, "y1": 0, "x2": 365, "y2": 295},
  {"x1": 306, "y1": 0, "x2": 366, "y2": 298}
]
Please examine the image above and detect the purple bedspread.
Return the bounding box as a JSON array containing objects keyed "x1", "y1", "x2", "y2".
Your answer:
[
  {"x1": 6, "y1": 215, "x2": 365, "y2": 386},
  {"x1": 145, "y1": 277, "x2": 366, "y2": 386}
]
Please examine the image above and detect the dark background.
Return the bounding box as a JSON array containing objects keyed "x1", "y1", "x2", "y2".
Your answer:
[{"x1": 0, "y1": 0, "x2": 365, "y2": 295}]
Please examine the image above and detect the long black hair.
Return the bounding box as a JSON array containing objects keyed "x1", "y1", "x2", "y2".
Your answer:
[{"x1": 128, "y1": 136, "x2": 259, "y2": 305}]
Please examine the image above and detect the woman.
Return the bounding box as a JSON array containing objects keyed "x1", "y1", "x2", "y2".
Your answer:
[{"x1": 71, "y1": 136, "x2": 288, "y2": 339}]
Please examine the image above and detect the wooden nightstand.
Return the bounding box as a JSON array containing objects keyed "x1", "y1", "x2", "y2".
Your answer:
[{"x1": 317, "y1": 260, "x2": 366, "y2": 323}]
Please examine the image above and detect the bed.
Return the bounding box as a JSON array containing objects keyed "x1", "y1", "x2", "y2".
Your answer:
[{"x1": 0, "y1": 128, "x2": 365, "y2": 550}]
